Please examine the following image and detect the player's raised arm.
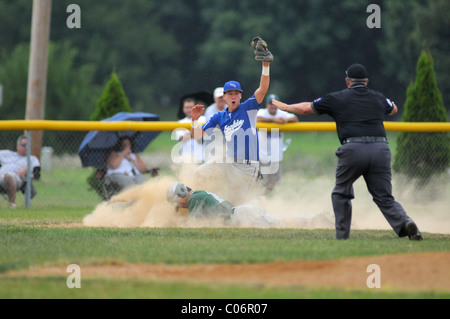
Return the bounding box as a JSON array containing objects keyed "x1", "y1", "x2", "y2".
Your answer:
[
  {"x1": 190, "y1": 104, "x2": 205, "y2": 140},
  {"x1": 254, "y1": 61, "x2": 271, "y2": 105},
  {"x1": 251, "y1": 37, "x2": 273, "y2": 105}
]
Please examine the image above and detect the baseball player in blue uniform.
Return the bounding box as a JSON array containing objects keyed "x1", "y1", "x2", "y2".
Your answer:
[{"x1": 188, "y1": 37, "x2": 273, "y2": 205}]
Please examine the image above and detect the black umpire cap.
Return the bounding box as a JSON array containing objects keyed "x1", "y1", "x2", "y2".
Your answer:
[{"x1": 346, "y1": 63, "x2": 369, "y2": 81}]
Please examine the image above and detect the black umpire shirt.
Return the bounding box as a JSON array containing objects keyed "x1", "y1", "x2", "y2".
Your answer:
[{"x1": 311, "y1": 84, "x2": 395, "y2": 144}]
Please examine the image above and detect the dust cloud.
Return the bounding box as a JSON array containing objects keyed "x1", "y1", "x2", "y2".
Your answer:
[{"x1": 82, "y1": 164, "x2": 450, "y2": 234}]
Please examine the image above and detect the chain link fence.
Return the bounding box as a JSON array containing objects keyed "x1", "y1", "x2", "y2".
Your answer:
[{"x1": 0, "y1": 125, "x2": 449, "y2": 212}]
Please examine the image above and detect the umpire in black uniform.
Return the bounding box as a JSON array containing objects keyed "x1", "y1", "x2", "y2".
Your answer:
[{"x1": 272, "y1": 63, "x2": 423, "y2": 240}]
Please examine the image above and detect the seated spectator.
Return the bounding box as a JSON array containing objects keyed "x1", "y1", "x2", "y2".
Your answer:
[
  {"x1": 105, "y1": 136, "x2": 149, "y2": 194},
  {"x1": 0, "y1": 135, "x2": 40, "y2": 208}
]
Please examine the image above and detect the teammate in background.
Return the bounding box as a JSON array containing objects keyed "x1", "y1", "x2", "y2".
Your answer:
[
  {"x1": 204, "y1": 87, "x2": 225, "y2": 121},
  {"x1": 175, "y1": 97, "x2": 206, "y2": 163},
  {"x1": 0, "y1": 135, "x2": 40, "y2": 208},
  {"x1": 203, "y1": 87, "x2": 227, "y2": 163},
  {"x1": 271, "y1": 63, "x2": 423, "y2": 241},
  {"x1": 166, "y1": 182, "x2": 332, "y2": 228},
  {"x1": 189, "y1": 37, "x2": 273, "y2": 205},
  {"x1": 257, "y1": 93, "x2": 298, "y2": 194}
]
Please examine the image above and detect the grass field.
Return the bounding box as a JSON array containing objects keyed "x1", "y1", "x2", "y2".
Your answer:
[
  {"x1": 0, "y1": 207, "x2": 449, "y2": 299},
  {"x1": 1, "y1": 130, "x2": 449, "y2": 301}
]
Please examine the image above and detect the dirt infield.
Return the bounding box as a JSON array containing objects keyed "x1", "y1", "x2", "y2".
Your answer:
[{"x1": 3, "y1": 252, "x2": 449, "y2": 292}]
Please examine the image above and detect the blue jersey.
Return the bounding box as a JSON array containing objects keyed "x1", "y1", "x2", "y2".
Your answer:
[{"x1": 202, "y1": 95, "x2": 261, "y2": 161}]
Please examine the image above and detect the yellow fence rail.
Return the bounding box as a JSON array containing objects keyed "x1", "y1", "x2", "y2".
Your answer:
[{"x1": 1, "y1": 120, "x2": 449, "y2": 132}]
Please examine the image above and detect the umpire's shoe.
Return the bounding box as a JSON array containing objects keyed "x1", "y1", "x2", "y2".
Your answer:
[{"x1": 404, "y1": 221, "x2": 423, "y2": 241}]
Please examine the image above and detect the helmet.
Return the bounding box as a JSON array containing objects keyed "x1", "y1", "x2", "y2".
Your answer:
[{"x1": 167, "y1": 183, "x2": 189, "y2": 203}]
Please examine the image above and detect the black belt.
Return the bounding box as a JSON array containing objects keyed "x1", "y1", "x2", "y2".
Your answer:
[{"x1": 342, "y1": 136, "x2": 387, "y2": 144}]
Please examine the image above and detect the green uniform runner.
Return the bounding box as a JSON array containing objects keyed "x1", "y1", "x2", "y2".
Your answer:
[{"x1": 187, "y1": 190, "x2": 233, "y2": 220}]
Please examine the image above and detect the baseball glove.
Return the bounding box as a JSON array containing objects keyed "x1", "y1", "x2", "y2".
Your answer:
[{"x1": 251, "y1": 36, "x2": 273, "y2": 62}]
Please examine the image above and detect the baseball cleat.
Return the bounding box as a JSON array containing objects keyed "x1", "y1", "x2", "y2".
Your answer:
[{"x1": 404, "y1": 221, "x2": 423, "y2": 241}]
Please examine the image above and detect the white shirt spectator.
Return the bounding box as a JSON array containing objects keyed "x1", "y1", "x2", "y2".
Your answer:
[
  {"x1": 0, "y1": 150, "x2": 40, "y2": 181},
  {"x1": 106, "y1": 152, "x2": 142, "y2": 177},
  {"x1": 175, "y1": 115, "x2": 206, "y2": 163}
]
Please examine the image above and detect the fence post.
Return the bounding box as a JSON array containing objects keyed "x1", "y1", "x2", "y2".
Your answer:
[{"x1": 25, "y1": 131, "x2": 32, "y2": 208}]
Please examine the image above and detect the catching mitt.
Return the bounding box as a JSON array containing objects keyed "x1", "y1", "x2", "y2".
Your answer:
[{"x1": 251, "y1": 36, "x2": 273, "y2": 62}]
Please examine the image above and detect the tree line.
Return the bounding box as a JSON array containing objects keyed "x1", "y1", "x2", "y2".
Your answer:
[{"x1": 0, "y1": 0, "x2": 448, "y2": 122}]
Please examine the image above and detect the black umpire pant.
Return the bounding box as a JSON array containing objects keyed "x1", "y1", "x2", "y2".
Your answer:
[{"x1": 332, "y1": 141, "x2": 412, "y2": 239}]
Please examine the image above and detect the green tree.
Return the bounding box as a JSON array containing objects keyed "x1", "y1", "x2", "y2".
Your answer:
[
  {"x1": 194, "y1": 0, "x2": 384, "y2": 106},
  {"x1": 44, "y1": 42, "x2": 100, "y2": 154},
  {"x1": 90, "y1": 72, "x2": 132, "y2": 121},
  {"x1": 0, "y1": 42, "x2": 100, "y2": 153},
  {"x1": 0, "y1": 43, "x2": 29, "y2": 120},
  {"x1": 2, "y1": 0, "x2": 449, "y2": 120},
  {"x1": 393, "y1": 50, "x2": 449, "y2": 185},
  {"x1": 0, "y1": 42, "x2": 98, "y2": 121},
  {"x1": 87, "y1": 72, "x2": 133, "y2": 197},
  {"x1": 381, "y1": 0, "x2": 450, "y2": 113},
  {"x1": 50, "y1": 0, "x2": 183, "y2": 118}
]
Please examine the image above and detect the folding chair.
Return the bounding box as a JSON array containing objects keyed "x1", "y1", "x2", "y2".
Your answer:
[
  {"x1": 96, "y1": 167, "x2": 160, "y2": 201},
  {"x1": 88, "y1": 166, "x2": 120, "y2": 201},
  {"x1": 0, "y1": 167, "x2": 40, "y2": 206}
]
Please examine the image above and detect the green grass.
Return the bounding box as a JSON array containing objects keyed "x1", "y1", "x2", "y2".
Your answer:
[
  {"x1": 2, "y1": 277, "x2": 447, "y2": 299},
  {"x1": 145, "y1": 131, "x2": 178, "y2": 153},
  {"x1": 0, "y1": 207, "x2": 89, "y2": 225},
  {"x1": 1, "y1": 208, "x2": 449, "y2": 299},
  {"x1": 1, "y1": 130, "x2": 448, "y2": 299},
  {"x1": 1, "y1": 226, "x2": 448, "y2": 272}
]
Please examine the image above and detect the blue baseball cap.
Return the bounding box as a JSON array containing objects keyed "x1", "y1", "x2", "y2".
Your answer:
[{"x1": 223, "y1": 81, "x2": 243, "y2": 93}]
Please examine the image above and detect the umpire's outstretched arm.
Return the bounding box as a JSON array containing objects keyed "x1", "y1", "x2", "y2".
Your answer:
[{"x1": 271, "y1": 77, "x2": 398, "y2": 116}]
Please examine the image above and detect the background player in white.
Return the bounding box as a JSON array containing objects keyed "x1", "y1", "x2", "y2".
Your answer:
[
  {"x1": 204, "y1": 87, "x2": 225, "y2": 121},
  {"x1": 203, "y1": 87, "x2": 226, "y2": 162},
  {"x1": 257, "y1": 93, "x2": 298, "y2": 194},
  {"x1": 175, "y1": 97, "x2": 206, "y2": 163}
]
